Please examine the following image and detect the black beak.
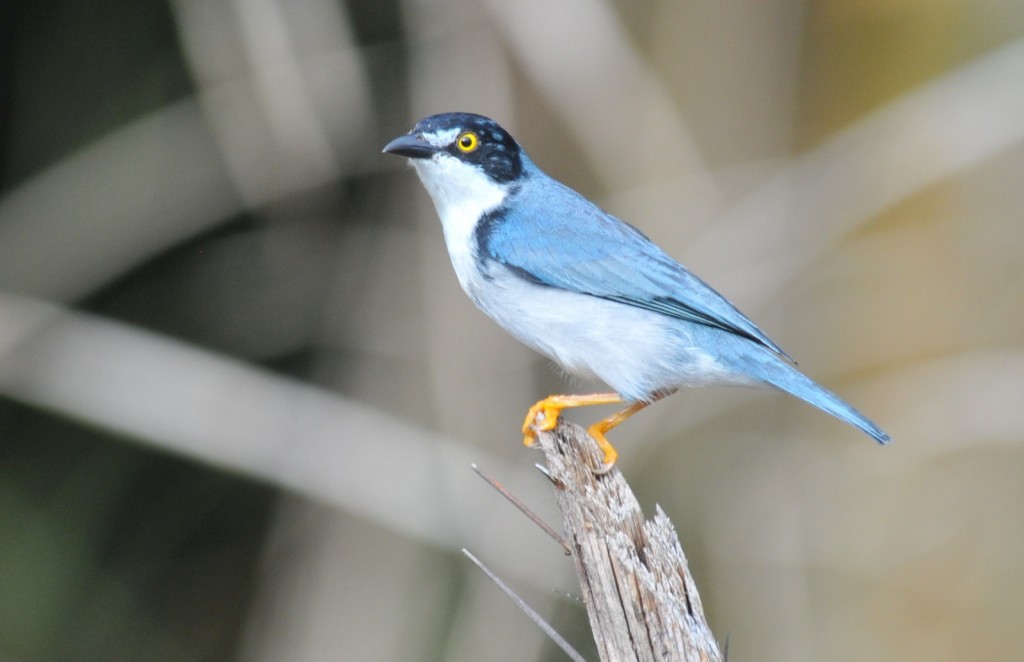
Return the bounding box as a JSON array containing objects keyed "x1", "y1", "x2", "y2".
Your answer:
[{"x1": 382, "y1": 133, "x2": 438, "y2": 159}]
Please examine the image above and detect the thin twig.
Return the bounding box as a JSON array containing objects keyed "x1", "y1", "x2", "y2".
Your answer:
[
  {"x1": 535, "y1": 462, "x2": 566, "y2": 489},
  {"x1": 471, "y1": 463, "x2": 572, "y2": 555},
  {"x1": 462, "y1": 548, "x2": 588, "y2": 662}
]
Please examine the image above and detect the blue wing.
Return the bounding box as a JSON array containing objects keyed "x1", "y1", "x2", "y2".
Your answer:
[{"x1": 477, "y1": 172, "x2": 793, "y2": 361}]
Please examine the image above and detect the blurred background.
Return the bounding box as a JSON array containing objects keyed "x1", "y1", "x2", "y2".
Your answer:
[{"x1": 1, "y1": 0, "x2": 1022, "y2": 660}]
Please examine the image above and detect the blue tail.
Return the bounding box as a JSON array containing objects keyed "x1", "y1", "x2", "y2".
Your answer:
[{"x1": 743, "y1": 354, "x2": 890, "y2": 444}]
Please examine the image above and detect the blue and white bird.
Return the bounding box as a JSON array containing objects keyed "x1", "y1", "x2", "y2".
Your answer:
[{"x1": 384, "y1": 112, "x2": 889, "y2": 471}]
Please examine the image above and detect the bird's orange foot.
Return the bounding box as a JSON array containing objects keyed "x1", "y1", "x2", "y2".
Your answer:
[
  {"x1": 519, "y1": 391, "x2": 675, "y2": 473},
  {"x1": 521, "y1": 393, "x2": 626, "y2": 450},
  {"x1": 521, "y1": 398, "x2": 565, "y2": 447}
]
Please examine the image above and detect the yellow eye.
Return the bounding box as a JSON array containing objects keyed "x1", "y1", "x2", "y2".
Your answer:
[{"x1": 456, "y1": 131, "x2": 479, "y2": 153}]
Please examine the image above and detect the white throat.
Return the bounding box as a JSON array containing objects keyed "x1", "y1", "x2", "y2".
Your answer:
[{"x1": 411, "y1": 154, "x2": 510, "y2": 291}]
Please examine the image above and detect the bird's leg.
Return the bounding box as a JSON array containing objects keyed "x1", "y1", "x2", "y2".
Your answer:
[
  {"x1": 523, "y1": 389, "x2": 678, "y2": 473},
  {"x1": 522, "y1": 392, "x2": 623, "y2": 446},
  {"x1": 587, "y1": 388, "x2": 678, "y2": 473},
  {"x1": 586, "y1": 400, "x2": 651, "y2": 473}
]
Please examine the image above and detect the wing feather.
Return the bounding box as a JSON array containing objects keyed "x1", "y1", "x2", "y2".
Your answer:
[{"x1": 477, "y1": 174, "x2": 792, "y2": 361}]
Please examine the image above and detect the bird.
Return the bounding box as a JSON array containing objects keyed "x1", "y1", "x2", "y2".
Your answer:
[{"x1": 383, "y1": 112, "x2": 889, "y2": 472}]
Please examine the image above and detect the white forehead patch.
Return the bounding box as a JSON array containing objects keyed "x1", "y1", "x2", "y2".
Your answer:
[{"x1": 422, "y1": 127, "x2": 460, "y2": 148}]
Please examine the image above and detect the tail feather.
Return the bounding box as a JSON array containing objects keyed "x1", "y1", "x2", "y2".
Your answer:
[{"x1": 746, "y1": 355, "x2": 890, "y2": 444}]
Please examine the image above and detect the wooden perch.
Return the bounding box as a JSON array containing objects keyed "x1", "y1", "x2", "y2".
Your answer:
[{"x1": 535, "y1": 420, "x2": 723, "y2": 662}]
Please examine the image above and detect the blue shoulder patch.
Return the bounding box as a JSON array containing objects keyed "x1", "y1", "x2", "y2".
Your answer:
[{"x1": 475, "y1": 168, "x2": 792, "y2": 360}]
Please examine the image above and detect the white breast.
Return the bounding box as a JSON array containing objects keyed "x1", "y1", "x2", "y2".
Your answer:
[{"x1": 412, "y1": 154, "x2": 509, "y2": 292}]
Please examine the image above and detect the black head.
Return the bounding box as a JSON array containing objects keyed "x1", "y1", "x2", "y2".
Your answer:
[{"x1": 383, "y1": 112, "x2": 525, "y2": 184}]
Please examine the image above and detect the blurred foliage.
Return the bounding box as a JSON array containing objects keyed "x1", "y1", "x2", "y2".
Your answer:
[
  {"x1": 2, "y1": 2, "x2": 275, "y2": 659},
  {"x1": 2, "y1": 0, "x2": 1023, "y2": 660},
  {"x1": 3, "y1": 0, "x2": 193, "y2": 183},
  {"x1": 0, "y1": 403, "x2": 273, "y2": 659}
]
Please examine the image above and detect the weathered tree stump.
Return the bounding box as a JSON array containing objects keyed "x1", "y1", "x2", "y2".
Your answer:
[{"x1": 535, "y1": 420, "x2": 723, "y2": 662}]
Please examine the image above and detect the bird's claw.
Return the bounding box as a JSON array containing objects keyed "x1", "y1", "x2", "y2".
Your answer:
[
  {"x1": 522, "y1": 402, "x2": 562, "y2": 447},
  {"x1": 521, "y1": 394, "x2": 629, "y2": 473},
  {"x1": 587, "y1": 425, "x2": 620, "y2": 475}
]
